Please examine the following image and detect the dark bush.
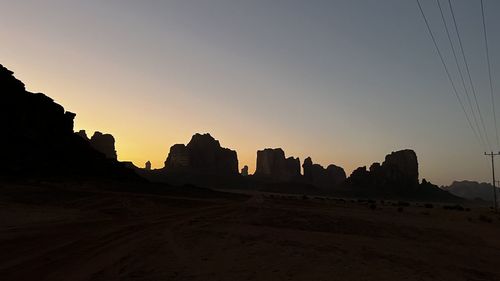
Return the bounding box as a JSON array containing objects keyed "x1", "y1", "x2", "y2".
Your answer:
[
  {"x1": 479, "y1": 215, "x2": 493, "y2": 223},
  {"x1": 443, "y1": 204, "x2": 464, "y2": 211},
  {"x1": 398, "y1": 201, "x2": 410, "y2": 207}
]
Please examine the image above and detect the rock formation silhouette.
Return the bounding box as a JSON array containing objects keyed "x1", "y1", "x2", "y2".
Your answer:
[
  {"x1": 76, "y1": 130, "x2": 118, "y2": 159},
  {"x1": 241, "y1": 165, "x2": 249, "y2": 176},
  {"x1": 145, "y1": 161, "x2": 152, "y2": 170},
  {"x1": 343, "y1": 149, "x2": 456, "y2": 200},
  {"x1": 0, "y1": 64, "x2": 137, "y2": 179},
  {"x1": 302, "y1": 157, "x2": 346, "y2": 188},
  {"x1": 347, "y1": 149, "x2": 418, "y2": 189},
  {"x1": 76, "y1": 130, "x2": 90, "y2": 141},
  {"x1": 89, "y1": 132, "x2": 117, "y2": 160},
  {"x1": 254, "y1": 148, "x2": 300, "y2": 181},
  {"x1": 164, "y1": 133, "x2": 238, "y2": 175},
  {"x1": 382, "y1": 149, "x2": 419, "y2": 187}
]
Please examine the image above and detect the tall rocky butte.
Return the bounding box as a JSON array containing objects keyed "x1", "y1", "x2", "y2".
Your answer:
[
  {"x1": 347, "y1": 149, "x2": 419, "y2": 189},
  {"x1": 164, "y1": 133, "x2": 238, "y2": 176},
  {"x1": 0, "y1": 64, "x2": 136, "y2": 179},
  {"x1": 254, "y1": 148, "x2": 300, "y2": 181}
]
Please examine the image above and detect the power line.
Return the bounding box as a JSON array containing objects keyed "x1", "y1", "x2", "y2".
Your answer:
[
  {"x1": 416, "y1": 0, "x2": 483, "y2": 147},
  {"x1": 448, "y1": 0, "x2": 491, "y2": 150},
  {"x1": 481, "y1": 0, "x2": 499, "y2": 149},
  {"x1": 436, "y1": 0, "x2": 487, "y2": 148}
]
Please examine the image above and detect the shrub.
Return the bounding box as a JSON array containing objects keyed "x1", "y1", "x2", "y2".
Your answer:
[
  {"x1": 398, "y1": 201, "x2": 410, "y2": 207},
  {"x1": 479, "y1": 215, "x2": 493, "y2": 223},
  {"x1": 443, "y1": 204, "x2": 465, "y2": 211}
]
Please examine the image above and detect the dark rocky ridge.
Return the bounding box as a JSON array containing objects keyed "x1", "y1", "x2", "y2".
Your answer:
[
  {"x1": 254, "y1": 148, "x2": 301, "y2": 182},
  {"x1": 444, "y1": 180, "x2": 500, "y2": 201},
  {"x1": 0, "y1": 64, "x2": 137, "y2": 179}
]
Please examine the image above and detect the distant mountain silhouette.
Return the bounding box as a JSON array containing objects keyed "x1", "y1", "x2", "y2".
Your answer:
[
  {"x1": 444, "y1": 180, "x2": 500, "y2": 201},
  {"x1": 0, "y1": 64, "x2": 138, "y2": 180}
]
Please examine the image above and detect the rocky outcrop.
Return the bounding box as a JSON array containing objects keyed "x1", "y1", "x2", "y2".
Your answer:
[
  {"x1": 347, "y1": 149, "x2": 419, "y2": 189},
  {"x1": 254, "y1": 148, "x2": 300, "y2": 181},
  {"x1": 164, "y1": 133, "x2": 238, "y2": 175},
  {"x1": 76, "y1": 130, "x2": 117, "y2": 160},
  {"x1": 89, "y1": 132, "x2": 117, "y2": 160},
  {"x1": 302, "y1": 157, "x2": 346, "y2": 188},
  {"x1": 76, "y1": 130, "x2": 89, "y2": 141},
  {"x1": 0, "y1": 64, "x2": 136, "y2": 179},
  {"x1": 145, "y1": 161, "x2": 152, "y2": 170},
  {"x1": 382, "y1": 149, "x2": 419, "y2": 187},
  {"x1": 241, "y1": 165, "x2": 249, "y2": 176}
]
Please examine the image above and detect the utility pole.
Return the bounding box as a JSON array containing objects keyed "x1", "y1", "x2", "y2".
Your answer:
[{"x1": 485, "y1": 152, "x2": 499, "y2": 212}]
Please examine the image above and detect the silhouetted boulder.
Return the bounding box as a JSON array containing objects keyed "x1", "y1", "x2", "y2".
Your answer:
[
  {"x1": 302, "y1": 157, "x2": 346, "y2": 188},
  {"x1": 254, "y1": 148, "x2": 300, "y2": 181},
  {"x1": 89, "y1": 132, "x2": 117, "y2": 160},
  {"x1": 0, "y1": 64, "x2": 138, "y2": 179},
  {"x1": 241, "y1": 165, "x2": 249, "y2": 176},
  {"x1": 164, "y1": 133, "x2": 238, "y2": 175},
  {"x1": 145, "y1": 161, "x2": 152, "y2": 170}
]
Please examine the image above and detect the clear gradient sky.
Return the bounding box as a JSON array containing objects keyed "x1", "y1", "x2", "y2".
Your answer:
[{"x1": 2, "y1": 0, "x2": 500, "y2": 185}]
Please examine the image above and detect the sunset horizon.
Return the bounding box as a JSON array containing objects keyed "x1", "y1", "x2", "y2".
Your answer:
[{"x1": 2, "y1": 1, "x2": 500, "y2": 280}]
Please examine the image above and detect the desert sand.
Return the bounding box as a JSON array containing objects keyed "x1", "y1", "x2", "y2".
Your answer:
[{"x1": 1, "y1": 182, "x2": 500, "y2": 281}]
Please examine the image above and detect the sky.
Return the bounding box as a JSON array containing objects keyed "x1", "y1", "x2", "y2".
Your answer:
[{"x1": 1, "y1": 0, "x2": 500, "y2": 185}]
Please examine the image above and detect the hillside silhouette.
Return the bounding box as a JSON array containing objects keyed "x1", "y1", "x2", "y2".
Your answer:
[{"x1": 0, "y1": 64, "x2": 138, "y2": 180}]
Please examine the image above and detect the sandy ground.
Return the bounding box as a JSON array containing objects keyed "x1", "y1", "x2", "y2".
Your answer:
[{"x1": 1, "y1": 182, "x2": 500, "y2": 281}]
